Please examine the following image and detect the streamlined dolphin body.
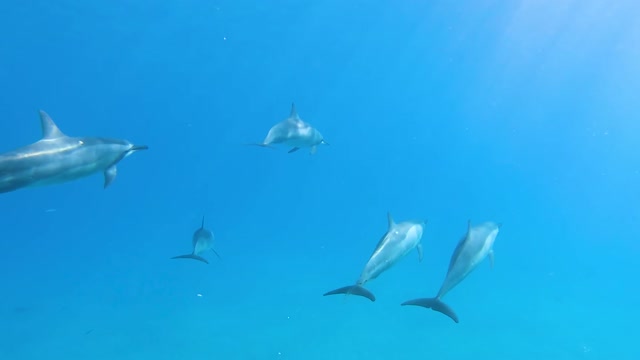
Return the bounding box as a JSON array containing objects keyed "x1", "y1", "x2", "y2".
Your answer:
[
  {"x1": 171, "y1": 217, "x2": 221, "y2": 264},
  {"x1": 323, "y1": 213, "x2": 426, "y2": 302},
  {"x1": 0, "y1": 110, "x2": 148, "y2": 194},
  {"x1": 252, "y1": 103, "x2": 328, "y2": 154},
  {"x1": 401, "y1": 221, "x2": 501, "y2": 323}
]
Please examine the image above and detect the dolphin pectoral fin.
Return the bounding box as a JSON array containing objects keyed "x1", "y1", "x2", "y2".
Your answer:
[
  {"x1": 401, "y1": 297, "x2": 459, "y2": 323},
  {"x1": 288, "y1": 147, "x2": 300, "y2": 153},
  {"x1": 417, "y1": 243, "x2": 424, "y2": 262},
  {"x1": 489, "y1": 250, "x2": 495, "y2": 269},
  {"x1": 309, "y1": 146, "x2": 317, "y2": 155},
  {"x1": 104, "y1": 165, "x2": 117, "y2": 188},
  {"x1": 210, "y1": 248, "x2": 222, "y2": 260},
  {"x1": 171, "y1": 254, "x2": 209, "y2": 264},
  {"x1": 323, "y1": 285, "x2": 375, "y2": 302}
]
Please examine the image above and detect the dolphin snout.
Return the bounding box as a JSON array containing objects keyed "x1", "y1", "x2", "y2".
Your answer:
[{"x1": 130, "y1": 145, "x2": 149, "y2": 151}]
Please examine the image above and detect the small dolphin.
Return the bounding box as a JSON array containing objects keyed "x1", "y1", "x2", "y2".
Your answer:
[
  {"x1": 0, "y1": 110, "x2": 148, "y2": 194},
  {"x1": 252, "y1": 103, "x2": 328, "y2": 154},
  {"x1": 323, "y1": 213, "x2": 426, "y2": 302},
  {"x1": 401, "y1": 221, "x2": 501, "y2": 323},
  {"x1": 171, "y1": 216, "x2": 221, "y2": 264}
]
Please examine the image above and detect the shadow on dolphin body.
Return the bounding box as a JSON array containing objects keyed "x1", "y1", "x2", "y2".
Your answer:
[
  {"x1": 401, "y1": 220, "x2": 501, "y2": 324},
  {"x1": 171, "y1": 216, "x2": 221, "y2": 265},
  {"x1": 323, "y1": 212, "x2": 426, "y2": 303}
]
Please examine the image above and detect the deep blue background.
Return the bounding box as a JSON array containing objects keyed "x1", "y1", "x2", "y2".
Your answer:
[{"x1": 1, "y1": 1, "x2": 639, "y2": 359}]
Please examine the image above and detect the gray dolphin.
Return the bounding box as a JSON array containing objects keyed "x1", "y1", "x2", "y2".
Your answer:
[
  {"x1": 171, "y1": 216, "x2": 221, "y2": 264},
  {"x1": 0, "y1": 110, "x2": 148, "y2": 194},
  {"x1": 252, "y1": 103, "x2": 328, "y2": 154},
  {"x1": 323, "y1": 213, "x2": 426, "y2": 302},
  {"x1": 401, "y1": 221, "x2": 501, "y2": 323}
]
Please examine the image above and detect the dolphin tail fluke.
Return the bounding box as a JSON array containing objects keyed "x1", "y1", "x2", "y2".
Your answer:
[
  {"x1": 323, "y1": 285, "x2": 375, "y2": 302},
  {"x1": 170, "y1": 254, "x2": 209, "y2": 264},
  {"x1": 401, "y1": 297, "x2": 459, "y2": 323}
]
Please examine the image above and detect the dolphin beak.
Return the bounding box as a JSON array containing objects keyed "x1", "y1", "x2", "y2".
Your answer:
[
  {"x1": 322, "y1": 140, "x2": 330, "y2": 146},
  {"x1": 131, "y1": 145, "x2": 149, "y2": 151}
]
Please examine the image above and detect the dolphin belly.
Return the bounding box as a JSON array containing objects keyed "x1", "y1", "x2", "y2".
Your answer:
[
  {"x1": 0, "y1": 149, "x2": 113, "y2": 192},
  {"x1": 362, "y1": 225, "x2": 423, "y2": 282},
  {"x1": 27, "y1": 161, "x2": 106, "y2": 188},
  {"x1": 279, "y1": 136, "x2": 317, "y2": 148}
]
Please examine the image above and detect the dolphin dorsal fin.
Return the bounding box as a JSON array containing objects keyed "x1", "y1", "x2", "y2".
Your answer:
[
  {"x1": 387, "y1": 212, "x2": 395, "y2": 229},
  {"x1": 465, "y1": 219, "x2": 473, "y2": 240},
  {"x1": 39, "y1": 110, "x2": 66, "y2": 140},
  {"x1": 289, "y1": 102, "x2": 300, "y2": 120}
]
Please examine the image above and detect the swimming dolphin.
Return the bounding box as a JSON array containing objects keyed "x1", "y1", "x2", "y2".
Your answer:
[
  {"x1": 323, "y1": 213, "x2": 426, "y2": 302},
  {"x1": 401, "y1": 221, "x2": 501, "y2": 323},
  {"x1": 171, "y1": 216, "x2": 221, "y2": 264},
  {"x1": 252, "y1": 103, "x2": 328, "y2": 154},
  {"x1": 0, "y1": 110, "x2": 148, "y2": 194}
]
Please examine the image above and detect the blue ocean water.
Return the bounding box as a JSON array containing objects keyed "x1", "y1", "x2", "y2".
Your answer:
[{"x1": 1, "y1": 0, "x2": 639, "y2": 359}]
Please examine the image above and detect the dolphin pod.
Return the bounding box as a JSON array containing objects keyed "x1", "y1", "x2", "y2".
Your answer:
[
  {"x1": 1, "y1": 107, "x2": 502, "y2": 324},
  {"x1": 323, "y1": 217, "x2": 501, "y2": 323}
]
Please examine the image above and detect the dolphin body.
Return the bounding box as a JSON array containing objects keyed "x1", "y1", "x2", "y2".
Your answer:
[
  {"x1": 252, "y1": 103, "x2": 328, "y2": 154},
  {"x1": 171, "y1": 217, "x2": 221, "y2": 264},
  {"x1": 401, "y1": 221, "x2": 501, "y2": 323},
  {"x1": 0, "y1": 110, "x2": 148, "y2": 194},
  {"x1": 323, "y1": 213, "x2": 426, "y2": 302}
]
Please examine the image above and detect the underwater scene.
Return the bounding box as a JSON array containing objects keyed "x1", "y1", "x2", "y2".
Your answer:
[{"x1": 1, "y1": 1, "x2": 639, "y2": 359}]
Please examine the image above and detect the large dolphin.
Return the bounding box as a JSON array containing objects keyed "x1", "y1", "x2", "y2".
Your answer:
[
  {"x1": 401, "y1": 221, "x2": 501, "y2": 323},
  {"x1": 323, "y1": 213, "x2": 426, "y2": 302},
  {"x1": 171, "y1": 216, "x2": 221, "y2": 264},
  {"x1": 252, "y1": 103, "x2": 328, "y2": 154},
  {"x1": 0, "y1": 110, "x2": 148, "y2": 194}
]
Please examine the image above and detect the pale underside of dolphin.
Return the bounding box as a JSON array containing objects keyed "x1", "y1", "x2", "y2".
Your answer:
[
  {"x1": 323, "y1": 212, "x2": 426, "y2": 302},
  {"x1": 401, "y1": 220, "x2": 501, "y2": 323},
  {"x1": 0, "y1": 110, "x2": 148, "y2": 194},
  {"x1": 250, "y1": 103, "x2": 329, "y2": 154},
  {"x1": 171, "y1": 216, "x2": 221, "y2": 265}
]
